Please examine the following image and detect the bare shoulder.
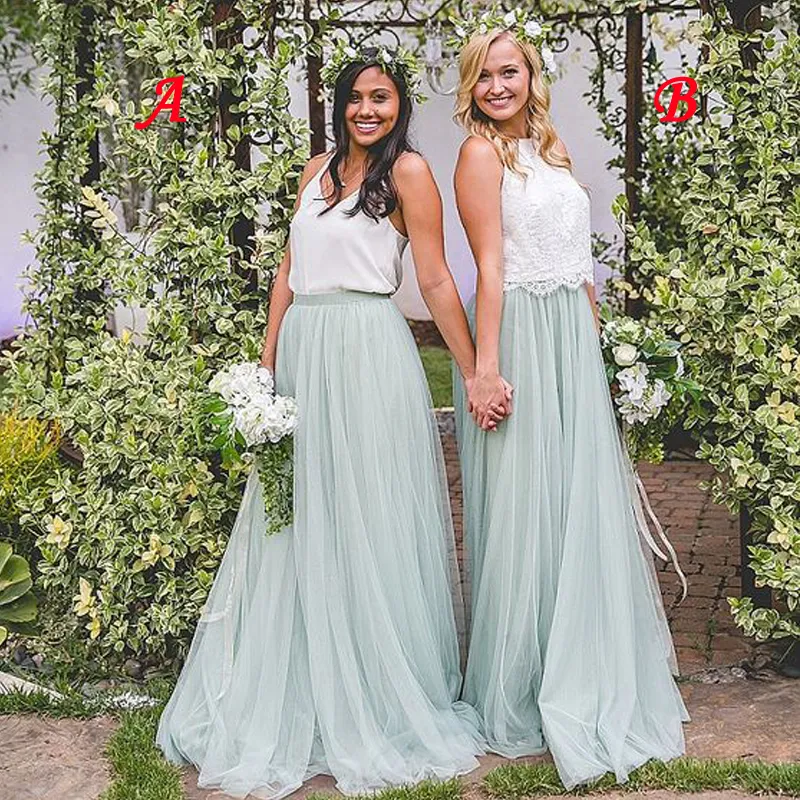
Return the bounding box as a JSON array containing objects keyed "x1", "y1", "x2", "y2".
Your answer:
[
  {"x1": 552, "y1": 137, "x2": 570, "y2": 160},
  {"x1": 392, "y1": 151, "x2": 433, "y2": 183},
  {"x1": 392, "y1": 152, "x2": 437, "y2": 209},
  {"x1": 457, "y1": 135, "x2": 502, "y2": 171},
  {"x1": 302, "y1": 151, "x2": 331, "y2": 181},
  {"x1": 295, "y1": 152, "x2": 331, "y2": 202}
]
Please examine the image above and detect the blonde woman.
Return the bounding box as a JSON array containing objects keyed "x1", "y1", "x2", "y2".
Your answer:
[{"x1": 450, "y1": 9, "x2": 689, "y2": 790}]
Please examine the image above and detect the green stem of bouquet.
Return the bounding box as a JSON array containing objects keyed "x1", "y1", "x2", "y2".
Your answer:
[{"x1": 256, "y1": 438, "x2": 294, "y2": 536}]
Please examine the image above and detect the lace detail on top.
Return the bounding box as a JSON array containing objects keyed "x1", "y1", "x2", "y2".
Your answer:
[{"x1": 501, "y1": 139, "x2": 594, "y2": 296}]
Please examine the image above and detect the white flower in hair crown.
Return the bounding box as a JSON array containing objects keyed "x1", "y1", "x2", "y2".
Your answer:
[
  {"x1": 448, "y1": 6, "x2": 557, "y2": 75},
  {"x1": 319, "y1": 38, "x2": 428, "y2": 104}
]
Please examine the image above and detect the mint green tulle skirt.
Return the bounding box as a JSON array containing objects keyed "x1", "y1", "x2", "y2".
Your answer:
[
  {"x1": 156, "y1": 291, "x2": 483, "y2": 799},
  {"x1": 453, "y1": 285, "x2": 689, "y2": 790}
]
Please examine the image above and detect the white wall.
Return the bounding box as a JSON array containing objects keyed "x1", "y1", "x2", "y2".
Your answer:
[{"x1": 0, "y1": 64, "x2": 52, "y2": 340}]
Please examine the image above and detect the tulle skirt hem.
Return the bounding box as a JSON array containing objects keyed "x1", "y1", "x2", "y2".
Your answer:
[
  {"x1": 454, "y1": 285, "x2": 688, "y2": 790},
  {"x1": 157, "y1": 290, "x2": 482, "y2": 798}
]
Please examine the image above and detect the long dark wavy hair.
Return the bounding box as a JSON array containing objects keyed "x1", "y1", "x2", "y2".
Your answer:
[{"x1": 320, "y1": 49, "x2": 417, "y2": 222}]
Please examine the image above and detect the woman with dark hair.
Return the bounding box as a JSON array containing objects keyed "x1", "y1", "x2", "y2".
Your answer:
[{"x1": 156, "y1": 45, "x2": 498, "y2": 799}]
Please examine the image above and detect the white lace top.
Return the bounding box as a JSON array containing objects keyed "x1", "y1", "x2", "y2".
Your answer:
[{"x1": 501, "y1": 138, "x2": 594, "y2": 295}]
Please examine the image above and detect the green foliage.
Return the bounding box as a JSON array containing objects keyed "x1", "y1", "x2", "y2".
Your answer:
[
  {"x1": 309, "y1": 778, "x2": 463, "y2": 800},
  {"x1": 0, "y1": 686, "x2": 100, "y2": 718},
  {"x1": 0, "y1": 541, "x2": 38, "y2": 645},
  {"x1": 0, "y1": 0, "x2": 39, "y2": 106},
  {"x1": 419, "y1": 346, "x2": 454, "y2": 409},
  {"x1": 483, "y1": 757, "x2": 800, "y2": 797},
  {"x1": 1, "y1": 0, "x2": 309, "y2": 668},
  {"x1": 599, "y1": 313, "x2": 703, "y2": 463},
  {"x1": 0, "y1": 410, "x2": 61, "y2": 545},
  {"x1": 626, "y1": 16, "x2": 800, "y2": 642},
  {"x1": 256, "y1": 439, "x2": 294, "y2": 536}
]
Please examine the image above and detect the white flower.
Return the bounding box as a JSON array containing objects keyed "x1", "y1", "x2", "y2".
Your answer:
[
  {"x1": 107, "y1": 691, "x2": 158, "y2": 710},
  {"x1": 613, "y1": 343, "x2": 639, "y2": 367},
  {"x1": 524, "y1": 20, "x2": 542, "y2": 38},
  {"x1": 618, "y1": 398, "x2": 653, "y2": 425},
  {"x1": 344, "y1": 46, "x2": 357, "y2": 59},
  {"x1": 210, "y1": 362, "x2": 297, "y2": 449},
  {"x1": 454, "y1": 25, "x2": 466, "y2": 39},
  {"x1": 540, "y1": 45, "x2": 556, "y2": 73},
  {"x1": 615, "y1": 373, "x2": 672, "y2": 426},
  {"x1": 617, "y1": 362, "x2": 649, "y2": 403},
  {"x1": 675, "y1": 352, "x2": 685, "y2": 378},
  {"x1": 260, "y1": 396, "x2": 299, "y2": 443},
  {"x1": 503, "y1": 10, "x2": 517, "y2": 27},
  {"x1": 651, "y1": 378, "x2": 672, "y2": 411},
  {"x1": 379, "y1": 48, "x2": 392, "y2": 64}
]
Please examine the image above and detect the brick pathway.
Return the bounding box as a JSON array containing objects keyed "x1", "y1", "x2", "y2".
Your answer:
[{"x1": 436, "y1": 412, "x2": 756, "y2": 675}]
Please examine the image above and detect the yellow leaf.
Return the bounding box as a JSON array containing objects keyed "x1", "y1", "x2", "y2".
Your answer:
[
  {"x1": 180, "y1": 481, "x2": 198, "y2": 500},
  {"x1": 186, "y1": 507, "x2": 204, "y2": 527},
  {"x1": 87, "y1": 617, "x2": 101, "y2": 639},
  {"x1": 74, "y1": 578, "x2": 95, "y2": 616}
]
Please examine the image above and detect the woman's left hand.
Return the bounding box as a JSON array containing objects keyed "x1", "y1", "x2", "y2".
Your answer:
[{"x1": 466, "y1": 372, "x2": 512, "y2": 431}]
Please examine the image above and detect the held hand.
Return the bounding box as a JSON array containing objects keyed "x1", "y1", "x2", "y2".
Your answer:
[
  {"x1": 467, "y1": 373, "x2": 512, "y2": 432},
  {"x1": 501, "y1": 376, "x2": 514, "y2": 414},
  {"x1": 463, "y1": 376, "x2": 497, "y2": 431}
]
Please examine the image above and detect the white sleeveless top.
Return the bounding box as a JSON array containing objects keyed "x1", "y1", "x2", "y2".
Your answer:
[
  {"x1": 501, "y1": 138, "x2": 595, "y2": 295},
  {"x1": 288, "y1": 155, "x2": 409, "y2": 295}
]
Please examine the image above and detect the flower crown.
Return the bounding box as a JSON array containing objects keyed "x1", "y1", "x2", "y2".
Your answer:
[
  {"x1": 447, "y1": 5, "x2": 557, "y2": 75},
  {"x1": 319, "y1": 38, "x2": 428, "y2": 104}
]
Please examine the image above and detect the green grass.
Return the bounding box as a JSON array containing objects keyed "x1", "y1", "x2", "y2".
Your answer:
[
  {"x1": 309, "y1": 778, "x2": 462, "y2": 800},
  {"x1": 420, "y1": 346, "x2": 454, "y2": 408},
  {"x1": 101, "y1": 704, "x2": 183, "y2": 800},
  {"x1": 0, "y1": 686, "x2": 98, "y2": 718},
  {"x1": 483, "y1": 757, "x2": 800, "y2": 797}
]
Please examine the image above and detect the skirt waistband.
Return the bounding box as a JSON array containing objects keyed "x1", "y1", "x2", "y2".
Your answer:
[{"x1": 293, "y1": 291, "x2": 393, "y2": 306}]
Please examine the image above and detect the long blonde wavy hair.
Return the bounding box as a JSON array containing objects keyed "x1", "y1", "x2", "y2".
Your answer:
[{"x1": 454, "y1": 29, "x2": 571, "y2": 178}]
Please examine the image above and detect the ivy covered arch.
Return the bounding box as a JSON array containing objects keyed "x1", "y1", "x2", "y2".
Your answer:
[{"x1": 0, "y1": 0, "x2": 797, "y2": 670}]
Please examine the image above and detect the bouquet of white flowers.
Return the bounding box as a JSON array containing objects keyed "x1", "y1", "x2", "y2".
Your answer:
[
  {"x1": 204, "y1": 363, "x2": 297, "y2": 535},
  {"x1": 601, "y1": 316, "x2": 701, "y2": 463}
]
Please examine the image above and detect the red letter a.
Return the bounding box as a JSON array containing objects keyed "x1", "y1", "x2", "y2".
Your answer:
[{"x1": 135, "y1": 76, "x2": 187, "y2": 130}]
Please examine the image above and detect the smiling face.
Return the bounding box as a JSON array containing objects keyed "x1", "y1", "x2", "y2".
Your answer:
[
  {"x1": 472, "y1": 34, "x2": 531, "y2": 134},
  {"x1": 345, "y1": 66, "x2": 401, "y2": 149}
]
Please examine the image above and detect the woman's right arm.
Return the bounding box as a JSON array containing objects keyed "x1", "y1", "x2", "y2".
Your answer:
[
  {"x1": 259, "y1": 153, "x2": 328, "y2": 371},
  {"x1": 454, "y1": 137, "x2": 513, "y2": 428}
]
